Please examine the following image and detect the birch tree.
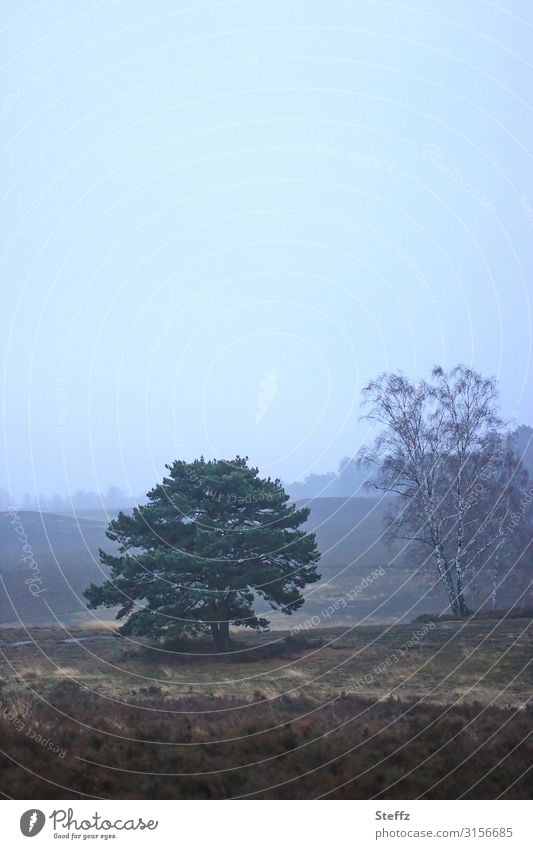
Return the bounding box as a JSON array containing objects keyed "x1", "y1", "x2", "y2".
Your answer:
[{"x1": 359, "y1": 366, "x2": 529, "y2": 617}]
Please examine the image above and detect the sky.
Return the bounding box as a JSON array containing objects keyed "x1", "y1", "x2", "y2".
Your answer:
[{"x1": 1, "y1": 0, "x2": 532, "y2": 500}]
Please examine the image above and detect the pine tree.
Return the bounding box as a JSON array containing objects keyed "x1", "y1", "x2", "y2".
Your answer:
[{"x1": 84, "y1": 456, "x2": 320, "y2": 650}]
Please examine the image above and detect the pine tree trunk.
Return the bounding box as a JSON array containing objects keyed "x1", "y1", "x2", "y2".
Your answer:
[
  {"x1": 220, "y1": 620, "x2": 230, "y2": 649},
  {"x1": 210, "y1": 622, "x2": 231, "y2": 651},
  {"x1": 210, "y1": 623, "x2": 221, "y2": 648}
]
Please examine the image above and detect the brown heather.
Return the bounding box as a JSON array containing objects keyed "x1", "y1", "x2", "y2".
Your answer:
[{"x1": 0, "y1": 686, "x2": 531, "y2": 799}]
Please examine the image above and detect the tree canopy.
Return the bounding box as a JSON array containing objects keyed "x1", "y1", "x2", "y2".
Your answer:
[
  {"x1": 360, "y1": 365, "x2": 531, "y2": 617},
  {"x1": 84, "y1": 456, "x2": 320, "y2": 649}
]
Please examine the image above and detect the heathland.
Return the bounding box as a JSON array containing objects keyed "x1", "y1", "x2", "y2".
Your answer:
[{"x1": 0, "y1": 616, "x2": 530, "y2": 798}]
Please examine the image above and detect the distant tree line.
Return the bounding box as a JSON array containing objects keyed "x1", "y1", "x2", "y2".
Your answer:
[
  {"x1": 286, "y1": 424, "x2": 533, "y2": 501},
  {"x1": 286, "y1": 456, "x2": 373, "y2": 499},
  {"x1": 0, "y1": 486, "x2": 138, "y2": 512}
]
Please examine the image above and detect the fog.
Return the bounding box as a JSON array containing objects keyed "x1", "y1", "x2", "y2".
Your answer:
[{"x1": 2, "y1": 0, "x2": 532, "y2": 500}]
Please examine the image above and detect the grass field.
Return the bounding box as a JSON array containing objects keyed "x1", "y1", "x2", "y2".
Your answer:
[
  {"x1": 0, "y1": 617, "x2": 530, "y2": 799},
  {"x1": 0, "y1": 617, "x2": 531, "y2": 706}
]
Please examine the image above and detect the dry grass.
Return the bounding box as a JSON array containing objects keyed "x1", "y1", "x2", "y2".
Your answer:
[
  {"x1": 1, "y1": 618, "x2": 531, "y2": 706},
  {"x1": 0, "y1": 617, "x2": 530, "y2": 799}
]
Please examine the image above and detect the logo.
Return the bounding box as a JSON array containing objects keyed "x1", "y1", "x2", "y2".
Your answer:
[
  {"x1": 256, "y1": 369, "x2": 278, "y2": 425},
  {"x1": 20, "y1": 809, "x2": 46, "y2": 837}
]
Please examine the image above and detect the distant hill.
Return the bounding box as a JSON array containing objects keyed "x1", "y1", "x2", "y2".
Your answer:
[
  {"x1": 281, "y1": 496, "x2": 446, "y2": 624},
  {"x1": 286, "y1": 456, "x2": 373, "y2": 499},
  {"x1": 297, "y1": 496, "x2": 402, "y2": 572},
  {"x1": 0, "y1": 511, "x2": 113, "y2": 627},
  {"x1": 3, "y1": 424, "x2": 531, "y2": 628},
  {"x1": 1, "y1": 500, "x2": 443, "y2": 628},
  {"x1": 286, "y1": 426, "x2": 533, "y2": 499}
]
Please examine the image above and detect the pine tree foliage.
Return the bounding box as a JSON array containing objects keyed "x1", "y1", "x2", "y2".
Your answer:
[{"x1": 84, "y1": 457, "x2": 320, "y2": 649}]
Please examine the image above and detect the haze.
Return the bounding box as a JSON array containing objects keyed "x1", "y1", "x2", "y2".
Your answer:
[{"x1": 1, "y1": 0, "x2": 532, "y2": 501}]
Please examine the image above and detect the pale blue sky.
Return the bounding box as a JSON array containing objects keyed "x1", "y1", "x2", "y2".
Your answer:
[{"x1": 1, "y1": 0, "x2": 532, "y2": 499}]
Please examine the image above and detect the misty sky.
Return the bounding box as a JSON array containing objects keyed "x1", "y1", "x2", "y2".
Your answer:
[{"x1": 1, "y1": 0, "x2": 532, "y2": 500}]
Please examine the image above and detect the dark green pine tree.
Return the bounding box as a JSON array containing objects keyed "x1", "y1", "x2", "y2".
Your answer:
[{"x1": 84, "y1": 457, "x2": 321, "y2": 650}]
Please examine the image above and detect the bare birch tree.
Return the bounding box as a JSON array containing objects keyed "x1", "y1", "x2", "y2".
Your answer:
[{"x1": 359, "y1": 366, "x2": 529, "y2": 618}]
